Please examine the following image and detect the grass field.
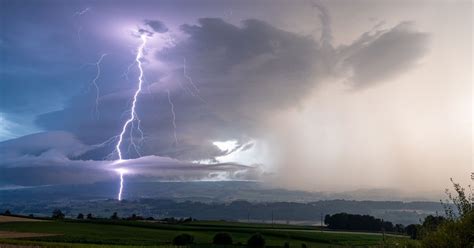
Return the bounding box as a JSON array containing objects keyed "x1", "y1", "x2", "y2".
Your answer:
[{"x1": 0, "y1": 218, "x2": 419, "y2": 247}]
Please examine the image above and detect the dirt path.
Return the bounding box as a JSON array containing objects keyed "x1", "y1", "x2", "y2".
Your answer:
[
  {"x1": 0, "y1": 245, "x2": 42, "y2": 248},
  {"x1": 0, "y1": 231, "x2": 57, "y2": 239},
  {"x1": 0, "y1": 216, "x2": 45, "y2": 223}
]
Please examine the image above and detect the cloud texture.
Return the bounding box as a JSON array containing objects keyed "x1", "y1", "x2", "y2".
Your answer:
[{"x1": 1, "y1": 0, "x2": 449, "y2": 191}]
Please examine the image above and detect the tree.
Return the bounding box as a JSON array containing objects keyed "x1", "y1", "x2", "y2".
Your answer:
[
  {"x1": 395, "y1": 224, "x2": 405, "y2": 234},
  {"x1": 77, "y1": 213, "x2": 84, "y2": 220},
  {"x1": 172, "y1": 233, "x2": 194, "y2": 246},
  {"x1": 324, "y1": 212, "x2": 393, "y2": 231},
  {"x1": 420, "y1": 179, "x2": 474, "y2": 247},
  {"x1": 441, "y1": 178, "x2": 473, "y2": 220},
  {"x1": 51, "y1": 209, "x2": 65, "y2": 219},
  {"x1": 126, "y1": 213, "x2": 144, "y2": 220},
  {"x1": 405, "y1": 224, "x2": 420, "y2": 239},
  {"x1": 213, "y1": 232, "x2": 233, "y2": 245},
  {"x1": 110, "y1": 212, "x2": 119, "y2": 220},
  {"x1": 3, "y1": 210, "x2": 11, "y2": 216},
  {"x1": 422, "y1": 215, "x2": 445, "y2": 232},
  {"x1": 86, "y1": 213, "x2": 93, "y2": 220},
  {"x1": 247, "y1": 233, "x2": 265, "y2": 248}
]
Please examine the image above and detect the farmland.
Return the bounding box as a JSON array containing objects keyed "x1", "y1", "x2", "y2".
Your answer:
[{"x1": 0, "y1": 217, "x2": 417, "y2": 247}]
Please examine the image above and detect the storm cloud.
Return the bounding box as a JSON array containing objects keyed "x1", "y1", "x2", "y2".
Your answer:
[
  {"x1": 35, "y1": 17, "x2": 430, "y2": 162},
  {"x1": 144, "y1": 19, "x2": 169, "y2": 33},
  {"x1": 3, "y1": 0, "x2": 466, "y2": 193}
]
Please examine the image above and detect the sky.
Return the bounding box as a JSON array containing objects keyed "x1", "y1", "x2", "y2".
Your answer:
[{"x1": 0, "y1": 0, "x2": 472, "y2": 198}]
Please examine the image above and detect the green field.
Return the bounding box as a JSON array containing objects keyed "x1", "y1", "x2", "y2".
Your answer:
[{"x1": 0, "y1": 219, "x2": 418, "y2": 247}]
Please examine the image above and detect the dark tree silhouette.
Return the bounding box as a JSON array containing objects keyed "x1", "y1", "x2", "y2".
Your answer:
[
  {"x1": 324, "y1": 213, "x2": 394, "y2": 232},
  {"x1": 52, "y1": 209, "x2": 65, "y2": 219},
  {"x1": 422, "y1": 215, "x2": 445, "y2": 232},
  {"x1": 110, "y1": 212, "x2": 119, "y2": 220},
  {"x1": 405, "y1": 224, "x2": 420, "y2": 239},
  {"x1": 247, "y1": 233, "x2": 265, "y2": 248},
  {"x1": 394, "y1": 224, "x2": 405, "y2": 233},
  {"x1": 172, "y1": 233, "x2": 194, "y2": 246},
  {"x1": 213, "y1": 232, "x2": 233, "y2": 245},
  {"x1": 77, "y1": 213, "x2": 84, "y2": 220}
]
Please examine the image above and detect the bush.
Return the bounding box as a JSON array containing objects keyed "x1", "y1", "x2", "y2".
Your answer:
[
  {"x1": 420, "y1": 179, "x2": 474, "y2": 247},
  {"x1": 110, "y1": 212, "x2": 119, "y2": 220},
  {"x1": 51, "y1": 209, "x2": 65, "y2": 219},
  {"x1": 213, "y1": 232, "x2": 233, "y2": 245},
  {"x1": 247, "y1": 233, "x2": 265, "y2": 248},
  {"x1": 172, "y1": 233, "x2": 194, "y2": 246},
  {"x1": 421, "y1": 210, "x2": 473, "y2": 248}
]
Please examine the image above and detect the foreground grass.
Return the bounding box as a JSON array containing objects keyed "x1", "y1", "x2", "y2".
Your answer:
[{"x1": 0, "y1": 220, "x2": 416, "y2": 247}]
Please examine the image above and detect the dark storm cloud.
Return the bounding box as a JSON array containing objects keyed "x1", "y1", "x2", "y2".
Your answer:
[
  {"x1": 338, "y1": 22, "x2": 430, "y2": 88},
  {"x1": 144, "y1": 19, "x2": 169, "y2": 33},
  {"x1": 159, "y1": 18, "x2": 329, "y2": 119},
  {"x1": 1, "y1": 1, "x2": 431, "y2": 187},
  {"x1": 34, "y1": 17, "x2": 430, "y2": 163},
  {"x1": 36, "y1": 17, "x2": 330, "y2": 161}
]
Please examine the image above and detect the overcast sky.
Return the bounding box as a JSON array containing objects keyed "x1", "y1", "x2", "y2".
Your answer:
[{"x1": 0, "y1": 0, "x2": 472, "y2": 196}]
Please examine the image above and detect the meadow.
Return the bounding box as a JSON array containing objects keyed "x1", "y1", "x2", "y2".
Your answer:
[{"x1": 0, "y1": 218, "x2": 418, "y2": 247}]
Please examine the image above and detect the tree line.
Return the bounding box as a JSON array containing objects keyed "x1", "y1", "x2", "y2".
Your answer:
[
  {"x1": 323, "y1": 179, "x2": 473, "y2": 247},
  {"x1": 324, "y1": 212, "x2": 403, "y2": 233}
]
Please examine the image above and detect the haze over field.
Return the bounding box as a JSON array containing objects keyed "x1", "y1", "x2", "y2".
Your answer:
[{"x1": 0, "y1": 0, "x2": 472, "y2": 199}]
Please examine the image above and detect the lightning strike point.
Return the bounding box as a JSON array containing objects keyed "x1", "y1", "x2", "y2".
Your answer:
[{"x1": 115, "y1": 168, "x2": 128, "y2": 201}]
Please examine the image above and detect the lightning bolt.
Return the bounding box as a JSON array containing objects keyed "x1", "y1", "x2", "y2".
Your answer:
[
  {"x1": 166, "y1": 90, "x2": 178, "y2": 145},
  {"x1": 109, "y1": 34, "x2": 148, "y2": 201},
  {"x1": 121, "y1": 61, "x2": 137, "y2": 82},
  {"x1": 183, "y1": 57, "x2": 200, "y2": 93},
  {"x1": 89, "y1": 53, "x2": 107, "y2": 120},
  {"x1": 183, "y1": 57, "x2": 206, "y2": 103},
  {"x1": 118, "y1": 171, "x2": 124, "y2": 201},
  {"x1": 72, "y1": 7, "x2": 91, "y2": 17},
  {"x1": 72, "y1": 7, "x2": 91, "y2": 41},
  {"x1": 115, "y1": 168, "x2": 127, "y2": 201},
  {"x1": 115, "y1": 34, "x2": 148, "y2": 161}
]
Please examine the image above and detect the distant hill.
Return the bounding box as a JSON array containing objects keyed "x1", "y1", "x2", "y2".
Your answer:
[
  {"x1": 0, "y1": 181, "x2": 443, "y2": 203},
  {"x1": 0, "y1": 181, "x2": 444, "y2": 225}
]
